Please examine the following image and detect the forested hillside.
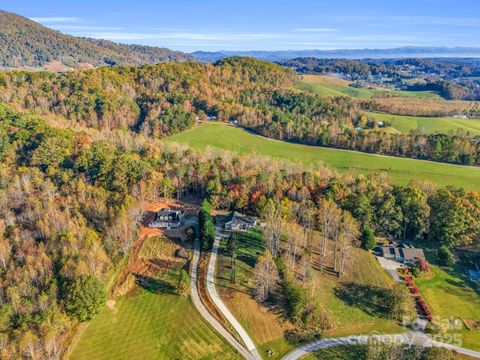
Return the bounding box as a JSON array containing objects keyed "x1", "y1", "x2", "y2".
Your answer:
[
  {"x1": 1, "y1": 57, "x2": 479, "y2": 165},
  {"x1": 0, "y1": 10, "x2": 192, "y2": 69},
  {"x1": 0, "y1": 57, "x2": 295, "y2": 136},
  {"x1": 0, "y1": 103, "x2": 479, "y2": 357}
]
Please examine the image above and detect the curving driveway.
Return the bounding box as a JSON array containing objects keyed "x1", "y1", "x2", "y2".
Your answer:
[
  {"x1": 206, "y1": 235, "x2": 262, "y2": 359},
  {"x1": 281, "y1": 331, "x2": 480, "y2": 360},
  {"x1": 190, "y1": 238, "x2": 253, "y2": 359}
]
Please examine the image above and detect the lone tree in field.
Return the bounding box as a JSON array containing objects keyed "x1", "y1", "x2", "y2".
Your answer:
[
  {"x1": 254, "y1": 251, "x2": 278, "y2": 303},
  {"x1": 387, "y1": 283, "x2": 414, "y2": 321},
  {"x1": 64, "y1": 275, "x2": 106, "y2": 322}
]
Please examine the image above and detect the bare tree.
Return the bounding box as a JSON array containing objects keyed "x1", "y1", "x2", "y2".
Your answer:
[
  {"x1": 337, "y1": 211, "x2": 360, "y2": 276},
  {"x1": 254, "y1": 251, "x2": 279, "y2": 303},
  {"x1": 317, "y1": 199, "x2": 341, "y2": 271},
  {"x1": 264, "y1": 201, "x2": 282, "y2": 258}
]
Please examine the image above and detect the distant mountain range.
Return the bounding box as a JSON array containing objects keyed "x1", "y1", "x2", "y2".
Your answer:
[
  {"x1": 192, "y1": 47, "x2": 480, "y2": 62},
  {"x1": 0, "y1": 10, "x2": 193, "y2": 70}
]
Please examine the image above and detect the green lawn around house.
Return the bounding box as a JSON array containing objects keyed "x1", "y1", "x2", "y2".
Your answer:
[
  {"x1": 414, "y1": 252, "x2": 480, "y2": 351},
  {"x1": 167, "y1": 123, "x2": 480, "y2": 191}
]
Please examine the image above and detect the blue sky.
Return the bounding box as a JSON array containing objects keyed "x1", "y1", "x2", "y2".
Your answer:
[{"x1": 1, "y1": 0, "x2": 479, "y2": 51}]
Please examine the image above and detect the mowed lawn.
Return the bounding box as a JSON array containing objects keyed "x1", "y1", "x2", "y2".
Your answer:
[
  {"x1": 414, "y1": 259, "x2": 480, "y2": 351},
  {"x1": 368, "y1": 112, "x2": 480, "y2": 136},
  {"x1": 167, "y1": 123, "x2": 480, "y2": 191},
  {"x1": 294, "y1": 75, "x2": 441, "y2": 99},
  {"x1": 69, "y1": 290, "x2": 239, "y2": 360}
]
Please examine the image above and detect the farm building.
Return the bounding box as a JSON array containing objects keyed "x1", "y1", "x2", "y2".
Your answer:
[
  {"x1": 149, "y1": 208, "x2": 185, "y2": 229},
  {"x1": 381, "y1": 245, "x2": 425, "y2": 265}
]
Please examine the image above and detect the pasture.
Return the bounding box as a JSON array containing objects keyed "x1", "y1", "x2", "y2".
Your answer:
[
  {"x1": 294, "y1": 75, "x2": 441, "y2": 99},
  {"x1": 369, "y1": 112, "x2": 480, "y2": 136},
  {"x1": 167, "y1": 123, "x2": 480, "y2": 191}
]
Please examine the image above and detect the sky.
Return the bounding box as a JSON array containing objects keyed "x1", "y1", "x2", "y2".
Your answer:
[{"x1": 1, "y1": 0, "x2": 480, "y2": 52}]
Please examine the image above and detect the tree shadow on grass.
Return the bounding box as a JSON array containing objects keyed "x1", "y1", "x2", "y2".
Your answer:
[
  {"x1": 333, "y1": 282, "x2": 390, "y2": 319},
  {"x1": 133, "y1": 273, "x2": 176, "y2": 294}
]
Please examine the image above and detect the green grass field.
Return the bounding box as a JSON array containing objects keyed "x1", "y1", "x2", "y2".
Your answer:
[
  {"x1": 167, "y1": 123, "x2": 480, "y2": 191},
  {"x1": 294, "y1": 75, "x2": 441, "y2": 100},
  {"x1": 414, "y1": 251, "x2": 480, "y2": 351},
  {"x1": 69, "y1": 270, "x2": 239, "y2": 360},
  {"x1": 368, "y1": 112, "x2": 480, "y2": 136}
]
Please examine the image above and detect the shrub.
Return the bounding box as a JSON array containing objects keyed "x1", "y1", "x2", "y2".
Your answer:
[
  {"x1": 64, "y1": 275, "x2": 106, "y2": 322},
  {"x1": 437, "y1": 245, "x2": 454, "y2": 267}
]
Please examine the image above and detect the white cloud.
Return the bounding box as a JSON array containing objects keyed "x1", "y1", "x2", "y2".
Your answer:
[
  {"x1": 30, "y1": 16, "x2": 81, "y2": 23},
  {"x1": 295, "y1": 28, "x2": 339, "y2": 33},
  {"x1": 50, "y1": 25, "x2": 123, "y2": 31},
  {"x1": 82, "y1": 31, "x2": 284, "y2": 41}
]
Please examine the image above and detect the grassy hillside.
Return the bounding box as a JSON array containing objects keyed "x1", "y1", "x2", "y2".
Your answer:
[
  {"x1": 294, "y1": 75, "x2": 441, "y2": 99},
  {"x1": 368, "y1": 112, "x2": 480, "y2": 136},
  {"x1": 215, "y1": 229, "x2": 403, "y2": 359},
  {"x1": 70, "y1": 233, "x2": 238, "y2": 359},
  {"x1": 167, "y1": 123, "x2": 480, "y2": 190},
  {"x1": 69, "y1": 289, "x2": 239, "y2": 360}
]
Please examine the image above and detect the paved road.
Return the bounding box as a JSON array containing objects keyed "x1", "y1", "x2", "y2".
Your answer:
[
  {"x1": 207, "y1": 236, "x2": 262, "y2": 359},
  {"x1": 281, "y1": 331, "x2": 480, "y2": 360},
  {"x1": 190, "y1": 238, "x2": 253, "y2": 360}
]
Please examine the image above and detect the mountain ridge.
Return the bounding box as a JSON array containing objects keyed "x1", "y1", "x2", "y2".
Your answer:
[
  {"x1": 192, "y1": 46, "x2": 480, "y2": 62},
  {"x1": 0, "y1": 10, "x2": 193, "y2": 69}
]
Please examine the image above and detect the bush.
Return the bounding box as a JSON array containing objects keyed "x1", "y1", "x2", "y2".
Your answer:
[
  {"x1": 437, "y1": 245, "x2": 454, "y2": 267},
  {"x1": 361, "y1": 226, "x2": 376, "y2": 250},
  {"x1": 64, "y1": 275, "x2": 106, "y2": 322}
]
